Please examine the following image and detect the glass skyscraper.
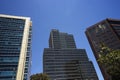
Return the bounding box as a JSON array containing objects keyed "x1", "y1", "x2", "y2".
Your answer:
[
  {"x1": 0, "y1": 14, "x2": 32, "y2": 80},
  {"x1": 43, "y1": 29, "x2": 98, "y2": 80}
]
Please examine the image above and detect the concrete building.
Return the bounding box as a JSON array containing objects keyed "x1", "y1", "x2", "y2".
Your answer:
[
  {"x1": 0, "y1": 14, "x2": 32, "y2": 80},
  {"x1": 43, "y1": 29, "x2": 98, "y2": 80},
  {"x1": 85, "y1": 18, "x2": 120, "y2": 80}
]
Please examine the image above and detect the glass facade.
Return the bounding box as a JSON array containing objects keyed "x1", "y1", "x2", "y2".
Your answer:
[
  {"x1": 49, "y1": 29, "x2": 76, "y2": 49},
  {"x1": 0, "y1": 15, "x2": 32, "y2": 80},
  {"x1": 43, "y1": 49, "x2": 98, "y2": 80},
  {"x1": 44, "y1": 29, "x2": 98, "y2": 80}
]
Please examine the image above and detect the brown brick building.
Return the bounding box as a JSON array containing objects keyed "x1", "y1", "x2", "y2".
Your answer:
[{"x1": 85, "y1": 18, "x2": 120, "y2": 80}]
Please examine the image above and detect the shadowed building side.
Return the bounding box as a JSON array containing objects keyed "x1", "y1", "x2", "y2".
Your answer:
[
  {"x1": 43, "y1": 29, "x2": 98, "y2": 80},
  {"x1": 85, "y1": 18, "x2": 120, "y2": 80}
]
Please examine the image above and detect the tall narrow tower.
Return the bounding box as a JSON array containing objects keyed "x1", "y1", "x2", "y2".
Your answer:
[
  {"x1": 43, "y1": 29, "x2": 98, "y2": 80},
  {"x1": 0, "y1": 14, "x2": 32, "y2": 80}
]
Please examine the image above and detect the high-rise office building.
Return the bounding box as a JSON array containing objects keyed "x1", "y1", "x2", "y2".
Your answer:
[
  {"x1": 85, "y1": 18, "x2": 120, "y2": 80},
  {"x1": 49, "y1": 29, "x2": 76, "y2": 49},
  {"x1": 0, "y1": 14, "x2": 32, "y2": 80},
  {"x1": 43, "y1": 29, "x2": 98, "y2": 80}
]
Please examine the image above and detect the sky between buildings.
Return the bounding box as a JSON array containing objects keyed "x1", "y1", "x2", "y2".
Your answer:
[{"x1": 0, "y1": 0, "x2": 120, "y2": 80}]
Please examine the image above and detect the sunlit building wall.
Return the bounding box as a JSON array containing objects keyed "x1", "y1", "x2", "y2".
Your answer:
[{"x1": 0, "y1": 14, "x2": 32, "y2": 80}]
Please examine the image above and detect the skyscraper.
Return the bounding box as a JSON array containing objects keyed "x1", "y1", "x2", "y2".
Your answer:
[
  {"x1": 0, "y1": 14, "x2": 32, "y2": 80},
  {"x1": 49, "y1": 29, "x2": 76, "y2": 49},
  {"x1": 85, "y1": 18, "x2": 120, "y2": 80},
  {"x1": 43, "y1": 29, "x2": 98, "y2": 80}
]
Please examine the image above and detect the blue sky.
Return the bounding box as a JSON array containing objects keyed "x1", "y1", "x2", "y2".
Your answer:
[{"x1": 1, "y1": 0, "x2": 120, "y2": 80}]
